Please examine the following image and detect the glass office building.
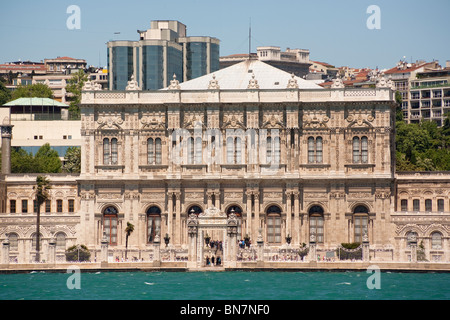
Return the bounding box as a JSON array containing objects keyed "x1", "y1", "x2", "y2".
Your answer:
[{"x1": 107, "y1": 21, "x2": 219, "y2": 90}]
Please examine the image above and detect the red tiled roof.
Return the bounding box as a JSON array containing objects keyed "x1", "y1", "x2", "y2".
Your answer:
[{"x1": 384, "y1": 62, "x2": 433, "y2": 74}]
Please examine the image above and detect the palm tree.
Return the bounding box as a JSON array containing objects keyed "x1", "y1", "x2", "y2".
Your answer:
[
  {"x1": 124, "y1": 222, "x2": 134, "y2": 260},
  {"x1": 34, "y1": 175, "x2": 51, "y2": 262}
]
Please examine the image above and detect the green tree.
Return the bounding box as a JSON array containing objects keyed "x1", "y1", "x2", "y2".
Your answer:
[
  {"x1": 11, "y1": 83, "x2": 53, "y2": 100},
  {"x1": 66, "y1": 69, "x2": 88, "y2": 119},
  {"x1": 63, "y1": 146, "x2": 81, "y2": 173},
  {"x1": 0, "y1": 80, "x2": 11, "y2": 105},
  {"x1": 11, "y1": 148, "x2": 36, "y2": 173},
  {"x1": 34, "y1": 143, "x2": 62, "y2": 173},
  {"x1": 33, "y1": 176, "x2": 51, "y2": 262},
  {"x1": 124, "y1": 222, "x2": 135, "y2": 260}
]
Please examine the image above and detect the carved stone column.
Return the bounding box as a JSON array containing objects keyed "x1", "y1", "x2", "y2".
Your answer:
[
  {"x1": 362, "y1": 233, "x2": 370, "y2": 262},
  {"x1": 309, "y1": 234, "x2": 317, "y2": 262},
  {"x1": 226, "y1": 212, "x2": 238, "y2": 267},
  {"x1": 285, "y1": 191, "x2": 292, "y2": 244},
  {"x1": 100, "y1": 232, "x2": 109, "y2": 263},
  {"x1": 174, "y1": 191, "x2": 181, "y2": 245},
  {"x1": 256, "y1": 228, "x2": 264, "y2": 267},
  {"x1": 293, "y1": 191, "x2": 300, "y2": 245},
  {"x1": 187, "y1": 212, "x2": 198, "y2": 268},
  {"x1": 153, "y1": 230, "x2": 161, "y2": 267}
]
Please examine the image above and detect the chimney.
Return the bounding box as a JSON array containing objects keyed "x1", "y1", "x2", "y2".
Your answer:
[{"x1": 1, "y1": 117, "x2": 14, "y2": 174}]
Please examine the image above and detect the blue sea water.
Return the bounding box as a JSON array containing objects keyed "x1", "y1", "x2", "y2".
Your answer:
[{"x1": 0, "y1": 270, "x2": 448, "y2": 300}]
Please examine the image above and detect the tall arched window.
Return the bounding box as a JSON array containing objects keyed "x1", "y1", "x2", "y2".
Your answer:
[
  {"x1": 31, "y1": 233, "x2": 42, "y2": 250},
  {"x1": 187, "y1": 137, "x2": 194, "y2": 164},
  {"x1": 266, "y1": 137, "x2": 272, "y2": 163},
  {"x1": 308, "y1": 137, "x2": 323, "y2": 163},
  {"x1": 55, "y1": 232, "x2": 66, "y2": 251},
  {"x1": 227, "y1": 137, "x2": 234, "y2": 164},
  {"x1": 266, "y1": 205, "x2": 281, "y2": 243},
  {"x1": 353, "y1": 136, "x2": 369, "y2": 164},
  {"x1": 103, "y1": 206, "x2": 118, "y2": 245},
  {"x1": 235, "y1": 137, "x2": 242, "y2": 164},
  {"x1": 111, "y1": 138, "x2": 118, "y2": 164},
  {"x1": 147, "y1": 138, "x2": 154, "y2": 164},
  {"x1": 147, "y1": 138, "x2": 162, "y2": 165},
  {"x1": 274, "y1": 136, "x2": 281, "y2": 164},
  {"x1": 103, "y1": 138, "x2": 110, "y2": 164},
  {"x1": 431, "y1": 232, "x2": 442, "y2": 249},
  {"x1": 353, "y1": 205, "x2": 369, "y2": 243},
  {"x1": 195, "y1": 137, "x2": 202, "y2": 164},
  {"x1": 103, "y1": 138, "x2": 119, "y2": 165},
  {"x1": 147, "y1": 206, "x2": 161, "y2": 243},
  {"x1": 309, "y1": 206, "x2": 324, "y2": 243},
  {"x1": 8, "y1": 233, "x2": 18, "y2": 251}
]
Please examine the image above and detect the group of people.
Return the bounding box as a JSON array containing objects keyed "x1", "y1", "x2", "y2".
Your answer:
[
  {"x1": 205, "y1": 255, "x2": 222, "y2": 266},
  {"x1": 238, "y1": 239, "x2": 251, "y2": 249},
  {"x1": 207, "y1": 239, "x2": 223, "y2": 251}
]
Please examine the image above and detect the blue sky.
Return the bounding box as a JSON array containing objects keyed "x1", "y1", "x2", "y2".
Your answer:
[{"x1": 1, "y1": 0, "x2": 449, "y2": 70}]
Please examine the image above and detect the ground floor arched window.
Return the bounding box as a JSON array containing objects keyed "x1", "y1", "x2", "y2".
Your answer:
[
  {"x1": 309, "y1": 206, "x2": 324, "y2": 243},
  {"x1": 353, "y1": 205, "x2": 369, "y2": 243},
  {"x1": 103, "y1": 206, "x2": 118, "y2": 245},
  {"x1": 147, "y1": 206, "x2": 161, "y2": 243},
  {"x1": 55, "y1": 232, "x2": 66, "y2": 251},
  {"x1": 266, "y1": 205, "x2": 281, "y2": 243}
]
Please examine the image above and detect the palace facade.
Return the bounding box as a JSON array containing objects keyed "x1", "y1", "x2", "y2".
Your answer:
[{"x1": 1, "y1": 59, "x2": 449, "y2": 265}]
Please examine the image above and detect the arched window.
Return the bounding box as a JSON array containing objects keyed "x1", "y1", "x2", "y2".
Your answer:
[
  {"x1": 353, "y1": 136, "x2": 369, "y2": 164},
  {"x1": 103, "y1": 138, "x2": 110, "y2": 164},
  {"x1": 309, "y1": 206, "x2": 324, "y2": 243},
  {"x1": 187, "y1": 137, "x2": 194, "y2": 164},
  {"x1": 431, "y1": 232, "x2": 442, "y2": 249},
  {"x1": 274, "y1": 136, "x2": 281, "y2": 164},
  {"x1": 308, "y1": 137, "x2": 323, "y2": 164},
  {"x1": 103, "y1": 206, "x2": 118, "y2": 245},
  {"x1": 235, "y1": 137, "x2": 242, "y2": 164},
  {"x1": 147, "y1": 138, "x2": 162, "y2": 165},
  {"x1": 147, "y1": 138, "x2": 154, "y2": 164},
  {"x1": 31, "y1": 233, "x2": 42, "y2": 251},
  {"x1": 103, "y1": 138, "x2": 119, "y2": 165},
  {"x1": 188, "y1": 205, "x2": 203, "y2": 216},
  {"x1": 266, "y1": 205, "x2": 281, "y2": 243},
  {"x1": 147, "y1": 206, "x2": 161, "y2": 243},
  {"x1": 111, "y1": 138, "x2": 118, "y2": 165},
  {"x1": 55, "y1": 232, "x2": 66, "y2": 251},
  {"x1": 227, "y1": 205, "x2": 243, "y2": 238},
  {"x1": 195, "y1": 137, "x2": 202, "y2": 164},
  {"x1": 353, "y1": 137, "x2": 360, "y2": 163},
  {"x1": 8, "y1": 233, "x2": 18, "y2": 251},
  {"x1": 316, "y1": 137, "x2": 323, "y2": 163},
  {"x1": 266, "y1": 137, "x2": 272, "y2": 163},
  {"x1": 353, "y1": 205, "x2": 369, "y2": 243},
  {"x1": 227, "y1": 137, "x2": 234, "y2": 164}
]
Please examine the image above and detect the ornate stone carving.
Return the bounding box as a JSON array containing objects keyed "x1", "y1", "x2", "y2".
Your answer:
[
  {"x1": 247, "y1": 73, "x2": 259, "y2": 89},
  {"x1": 223, "y1": 113, "x2": 245, "y2": 129},
  {"x1": 97, "y1": 115, "x2": 124, "y2": 129},
  {"x1": 168, "y1": 74, "x2": 181, "y2": 90},
  {"x1": 331, "y1": 74, "x2": 344, "y2": 88},
  {"x1": 262, "y1": 114, "x2": 284, "y2": 129},
  {"x1": 82, "y1": 80, "x2": 102, "y2": 91},
  {"x1": 286, "y1": 73, "x2": 299, "y2": 89},
  {"x1": 126, "y1": 74, "x2": 140, "y2": 91},
  {"x1": 141, "y1": 114, "x2": 166, "y2": 129},
  {"x1": 346, "y1": 113, "x2": 374, "y2": 127},
  {"x1": 208, "y1": 74, "x2": 220, "y2": 90},
  {"x1": 303, "y1": 114, "x2": 329, "y2": 128}
]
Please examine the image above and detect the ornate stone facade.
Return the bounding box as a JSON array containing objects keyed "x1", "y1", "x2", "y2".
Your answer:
[{"x1": 0, "y1": 61, "x2": 449, "y2": 264}]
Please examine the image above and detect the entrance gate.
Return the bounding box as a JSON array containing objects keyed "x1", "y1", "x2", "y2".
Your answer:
[{"x1": 187, "y1": 207, "x2": 238, "y2": 268}]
